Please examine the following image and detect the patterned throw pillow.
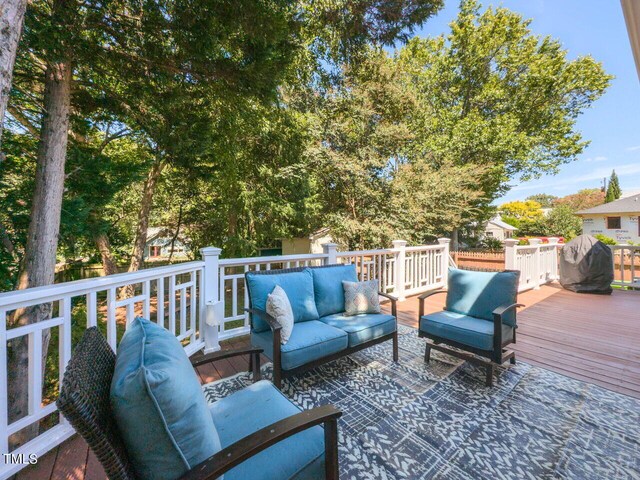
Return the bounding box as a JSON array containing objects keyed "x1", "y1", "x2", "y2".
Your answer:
[
  {"x1": 342, "y1": 280, "x2": 381, "y2": 316},
  {"x1": 266, "y1": 285, "x2": 294, "y2": 344}
]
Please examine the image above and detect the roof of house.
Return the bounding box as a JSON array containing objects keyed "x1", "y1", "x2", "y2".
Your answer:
[
  {"x1": 576, "y1": 194, "x2": 640, "y2": 215},
  {"x1": 487, "y1": 216, "x2": 518, "y2": 231}
]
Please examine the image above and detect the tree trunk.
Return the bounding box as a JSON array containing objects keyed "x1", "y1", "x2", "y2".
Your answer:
[
  {"x1": 0, "y1": 0, "x2": 28, "y2": 152},
  {"x1": 94, "y1": 231, "x2": 119, "y2": 276},
  {"x1": 167, "y1": 204, "x2": 183, "y2": 263},
  {"x1": 8, "y1": 58, "x2": 72, "y2": 448},
  {"x1": 121, "y1": 158, "x2": 164, "y2": 297}
]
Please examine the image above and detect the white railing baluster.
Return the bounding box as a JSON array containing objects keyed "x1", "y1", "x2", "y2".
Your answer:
[
  {"x1": 28, "y1": 328, "x2": 43, "y2": 416},
  {"x1": 107, "y1": 288, "x2": 117, "y2": 349},
  {"x1": 143, "y1": 280, "x2": 151, "y2": 320},
  {"x1": 157, "y1": 276, "x2": 165, "y2": 327},
  {"x1": 87, "y1": 292, "x2": 97, "y2": 328},
  {"x1": 169, "y1": 275, "x2": 176, "y2": 335}
]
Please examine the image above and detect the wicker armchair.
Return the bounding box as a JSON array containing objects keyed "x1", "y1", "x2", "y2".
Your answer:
[{"x1": 57, "y1": 327, "x2": 341, "y2": 479}]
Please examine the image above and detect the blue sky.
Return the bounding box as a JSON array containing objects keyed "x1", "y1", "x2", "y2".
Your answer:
[{"x1": 410, "y1": 0, "x2": 640, "y2": 204}]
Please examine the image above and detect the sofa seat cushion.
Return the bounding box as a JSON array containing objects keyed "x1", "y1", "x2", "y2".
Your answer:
[
  {"x1": 210, "y1": 380, "x2": 325, "y2": 480},
  {"x1": 419, "y1": 311, "x2": 514, "y2": 351},
  {"x1": 445, "y1": 268, "x2": 519, "y2": 326},
  {"x1": 111, "y1": 318, "x2": 221, "y2": 480},
  {"x1": 246, "y1": 268, "x2": 319, "y2": 332},
  {"x1": 252, "y1": 320, "x2": 348, "y2": 371},
  {"x1": 311, "y1": 264, "x2": 358, "y2": 317},
  {"x1": 319, "y1": 312, "x2": 396, "y2": 347}
]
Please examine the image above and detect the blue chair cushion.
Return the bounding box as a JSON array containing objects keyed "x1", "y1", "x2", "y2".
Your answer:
[
  {"x1": 319, "y1": 312, "x2": 396, "y2": 347},
  {"x1": 252, "y1": 320, "x2": 348, "y2": 370},
  {"x1": 110, "y1": 318, "x2": 221, "y2": 480},
  {"x1": 445, "y1": 268, "x2": 519, "y2": 326},
  {"x1": 311, "y1": 264, "x2": 358, "y2": 317},
  {"x1": 419, "y1": 311, "x2": 514, "y2": 351},
  {"x1": 209, "y1": 380, "x2": 325, "y2": 480},
  {"x1": 246, "y1": 268, "x2": 319, "y2": 332}
]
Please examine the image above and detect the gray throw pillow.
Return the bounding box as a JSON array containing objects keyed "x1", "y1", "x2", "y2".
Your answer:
[
  {"x1": 342, "y1": 280, "x2": 381, "y2": 316},
  {"x1": 266, "y1": 285, "x2": 294, "y2": 344}
]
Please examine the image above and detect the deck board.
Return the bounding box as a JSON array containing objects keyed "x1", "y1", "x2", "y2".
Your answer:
[{"x1": 16, "y1": 284, "x2": 640, "y2": 479}]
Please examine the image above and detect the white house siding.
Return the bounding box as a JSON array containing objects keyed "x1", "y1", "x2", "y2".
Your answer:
[{"x1": 581, "y1": 214, "x2": 640, "y2": 243}]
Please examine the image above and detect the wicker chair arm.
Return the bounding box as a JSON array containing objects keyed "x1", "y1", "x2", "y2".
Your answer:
[
  {"x1": 245, "y1": 307, "x2": 281, "y2": 332},
  {"x1": 190, "y1": 347, "x2": 263, "y2": 368},
  {"x1": 179, "y1": 405, "x2": 343, "y2": 480}
]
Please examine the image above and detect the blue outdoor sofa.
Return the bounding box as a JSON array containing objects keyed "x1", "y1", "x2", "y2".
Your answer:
[{"x1": 245, "y1": 264, "x2": 399, "y2": 388}]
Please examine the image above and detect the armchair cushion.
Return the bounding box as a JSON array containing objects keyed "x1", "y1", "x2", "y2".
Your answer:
[
  {"x1": 420, "y1": 311, "x2": 514, "y2": 351},
  {"x1": 110, "y1": 317, "x2": 221, "y2": 480},
  {"x1": 445, "y1": 268, "x2": 519, "y2": 327},
  {"x1": 209, "y1": 380, "x2": 325, "y2": 480},
  {"x1": 246, "y1": 268, "x2": 319, "y2": 332},
  {"x1": 311, "y1": 264, "x2": 358, "y2": 317},
  {"x1": 252, "y1": 320, "x2": 347, "y2": 370},
  {"x1": 319, "y1": 312, "x2": 396, "y2": 347}
]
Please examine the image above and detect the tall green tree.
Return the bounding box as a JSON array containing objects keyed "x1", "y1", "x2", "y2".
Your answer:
[
  {"x1": 526, "y1": 194, "x2": 558, "y2": 208},
  {"x1": 398, "y1": 0, "x2": 612, "y2": 211},
  {"x1": 605, "y1": 169, "x2": 622, "y2": 202}
]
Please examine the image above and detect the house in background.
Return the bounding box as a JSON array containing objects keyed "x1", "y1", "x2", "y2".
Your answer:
[
  {"x1": 280, "y1": 227, "x2": 333, "y2": 255},
  {"x1": 576, "y1": 193, "x2": 640, "y2": 244},
  {"x1": 483, "y1": 215, "x2": 518, "y2": 241},
  {"x1": 144, "y1": 227, "x2": 191, "y2": 261}
]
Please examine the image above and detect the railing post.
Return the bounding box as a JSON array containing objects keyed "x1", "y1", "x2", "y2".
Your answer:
[
  {"x1": 201, "y1": 247, "x2": 222, "y2": 354},
  {"x1": 392, "y1": 240, "x2": 407, "y2": 301},
  {"x1": 504, "y1": 239, "x2": 519, "y2": 270},
  {"x1": 322, "y1": 243, "x2": 339, "y2": 265},
  {"x1": 528, "y1": 238, "x2": 542, "y2": 289},
  {"x1": 437, "y1": 238, "x2": 451, "y2": 287}
]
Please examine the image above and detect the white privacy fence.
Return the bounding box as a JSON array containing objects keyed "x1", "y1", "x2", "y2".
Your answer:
[
  {"x1": 0, "y1": 239, "x2": 450, "y2": 477},
  {"x1": 505, "y1": 238, "x2": 562, "y2": 292}
]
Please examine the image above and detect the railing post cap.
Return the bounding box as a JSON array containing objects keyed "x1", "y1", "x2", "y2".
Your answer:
[
  {"x1": 437, "y1": 238, "x2": 451, "y2": 244},
  {"x1": 528, "y1": 238, "x2": 543, "y2": 245},
  {"x1": 321, "y1": 242, "x2": 339, "y2": 249},
  {"x1": 392, "y1": 240, "x2": 407, "y2": 247},
  {"x1": 200, "y1": 246, "x2": 222, "y2": 256},
  {"x1": 504, "y1": 239, "x2": 519, "y2": 247}
]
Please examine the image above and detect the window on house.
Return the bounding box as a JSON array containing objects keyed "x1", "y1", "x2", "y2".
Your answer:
[
  {"x1": 150, "y1": 246, "x2": 161, "y2": 257},
  {"x1": 486, "y1": 231, "x2": 494, "y2": 237},
  {"x1": 606, "y1": 216, "x2": 621, "y2": 229}
]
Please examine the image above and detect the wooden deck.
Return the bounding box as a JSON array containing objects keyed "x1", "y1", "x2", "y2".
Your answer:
[{"x1": 15, "y1": 284, "x2": 640, "y2": 480}]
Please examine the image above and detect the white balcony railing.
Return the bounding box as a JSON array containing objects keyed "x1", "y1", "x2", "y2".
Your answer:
[
  {"x1": 611, "y1": 245, "x2": 640, "y2": 288},
  {"x1": 505, "y1": 238, "x2": 562, "y2": 292},
  {"x1": 0, "y1": 239, "x2": 450, "y2": 478}
]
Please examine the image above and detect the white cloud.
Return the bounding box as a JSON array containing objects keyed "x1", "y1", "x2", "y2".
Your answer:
[
  {"x1": 584, "y1": 156, "x2": 607, "y2": 162},
  {"x1": 626, "y1": 146, "x2": 640, "y2": 152}
]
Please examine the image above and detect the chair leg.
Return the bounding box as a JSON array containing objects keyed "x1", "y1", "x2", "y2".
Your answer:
[
  {"x1": 252, "y1": 352, "x2": 261, "y2": 382},
  {"x1": 393, "y1": 331, "x2": 399, "y2": 362},
  {"x1": 324, "y1": 418, "x2": 339, "y2": 480},
  {"x1": 273, "y1": 365, "x2": 282, "y2": 389},
  {"x1": 485, "y1": 365, "x2": 494, "y2": 387},
  {"x1": 424, "y1": 344, "x2": 431, "y2": 363},
  {"x1": 510, "y1": 354, "x2": 516, "y2": 365},
  {"x1": 248, "y1": 353, "x2": 253, "y2": 373}
]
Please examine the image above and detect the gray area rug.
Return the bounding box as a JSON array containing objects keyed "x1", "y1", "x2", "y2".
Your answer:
[{"x1": 203, "y1": 325, "x2": 640, "y2": 479}]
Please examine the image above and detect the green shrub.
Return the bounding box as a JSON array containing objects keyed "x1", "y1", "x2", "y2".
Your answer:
[
  {"x1": 594, "y1": 234, "x2": 617, "y2": 245},
  {"x1": 481, "y1": 237, "x2": 504, "y2": 251}
]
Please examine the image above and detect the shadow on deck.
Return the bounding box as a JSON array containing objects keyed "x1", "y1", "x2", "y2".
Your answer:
[{"x1": 15, "y1": 284, "x2": 640, "y2": 480}]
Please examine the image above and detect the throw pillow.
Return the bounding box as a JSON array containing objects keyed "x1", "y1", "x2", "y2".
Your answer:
[
  {"x1": 343, "y1": 280, "x2": 381, "y2": 316},
  {"x1": 266, "y1": 285, "x2": 294, "y2": 344}
]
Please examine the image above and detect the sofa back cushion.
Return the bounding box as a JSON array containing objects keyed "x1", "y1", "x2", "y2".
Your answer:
[
  {"x1": 246, "y1": 268, "x2": 319, "y2": 332},
  {"x1": 312, "y1": 264, "x2": 358, "y2": 317},
  {"x1": 110, "y1": 318, "x2": 221, "y2": 480},
  {"x1": 445, "y1": 268, "x2": 520, "y2": 326}
]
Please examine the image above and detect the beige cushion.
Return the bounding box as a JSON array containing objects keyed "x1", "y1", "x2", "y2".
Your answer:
[
  {"x1": 266, "y1": 285, "x2": 294, "y2": 344},
  {"x1": 342, "y1": 280, "x2": 381, "y2": 316}
]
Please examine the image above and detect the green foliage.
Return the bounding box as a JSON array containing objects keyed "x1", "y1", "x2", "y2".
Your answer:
[
  {"x1": 605, "y1": 170, "x2": 621, "y2": 203},
  {"x1": 541, "y1": 205, "x2": 582, "y2": 239},
  {"x1": 480, "y1": 237, "x2": 503, "y2": 251},
  {"x1": 525, "y1": 194, "x2": 558, "y2": 208},
  {"x1": 500, "y1": 201, "x2": 544, "y2": 221},
  {"x1": 594, "y1": 233, "x2": 617, "y2": 245}
]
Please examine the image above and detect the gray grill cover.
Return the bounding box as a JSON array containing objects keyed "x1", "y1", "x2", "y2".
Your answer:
[{"x1": 559, "y1": 235, "x2": 613, "y2": 294}]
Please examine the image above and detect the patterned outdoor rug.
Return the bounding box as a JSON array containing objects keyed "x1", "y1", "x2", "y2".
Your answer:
[{"x1": 202, "y1": 325, "x2": 640, "y2": 479}]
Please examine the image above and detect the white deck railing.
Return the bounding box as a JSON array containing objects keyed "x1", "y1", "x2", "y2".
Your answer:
[
  {"x1": 0, "y1": 239, "x2": 450, "y2": 477},
  {"x1": 611, "y1": 245, "x2": 640, "y2": 288},
  {"x1": 505, "y1": 238, "x2": 562, "y2": 292}
]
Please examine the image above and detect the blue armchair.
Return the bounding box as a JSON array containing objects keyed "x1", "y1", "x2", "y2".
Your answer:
[{"x1": 418, "y1": 268, "x2": 524, "y2": 386}]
